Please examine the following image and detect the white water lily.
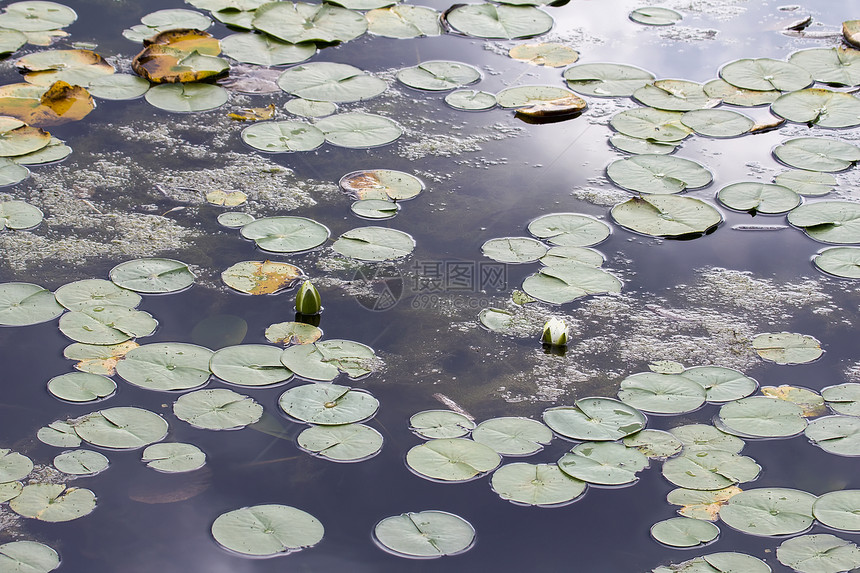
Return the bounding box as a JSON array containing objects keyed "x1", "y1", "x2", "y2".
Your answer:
[{"x1": 541, "y1": 317, "x2": 568, "y2": 346}]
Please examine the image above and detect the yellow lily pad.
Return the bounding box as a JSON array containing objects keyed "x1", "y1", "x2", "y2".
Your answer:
[
  {"x1": 221, "y1": 260, "x2": 303, "y2": 295},
  {"x1": 0, "y1": 80, "x2": 94, "y2": 126},
  {"x1": 16, "y1": 49, "x2": 114, "y2": 86},
  {"x1": 206, "y1": 190, "x2": 247, "y2": 206},
  {"x1": 762, "y1": 385, "x2": 827, "y2": 417},
  {"x1": 132, "y1": 29, "x2": 227, "y2": 83},
  {"x1": 509, "y1": 43, "x2": 579, "y2": 67},
  {"x1": 227, "y1": 104, "x2": 275, "y2": 121}
]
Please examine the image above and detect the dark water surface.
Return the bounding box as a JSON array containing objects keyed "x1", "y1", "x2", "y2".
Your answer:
[{"x1": 2, "y1": 0, "x2": 860, "y2": 571}]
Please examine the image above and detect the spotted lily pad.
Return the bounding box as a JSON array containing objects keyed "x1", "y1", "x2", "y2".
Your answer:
[
  {"x1": 607, "y1": 154, "x2": 712, "y2": 194},
  {"x1": 174, "y1": 388, "x2": 262, "y2": 430},
  {"x1": 278, "y1": 62, "x2": 386, "y2": 102},
  {"x1": 813, "y1": 490, "x2": 860, "y2": 532},
  {"x1": 221, "y1": 32, "x2": 315, "y2": 66},
  {"x1": 410, "y1": 410, "x2": 475, "y2": 439},
  {"x1": 522, "y1": 261, "x2": 621, "y2": 304},
  {"x1": 47, "y1": 372, "x2": 116, "y2": 402},
  {"x1": 116, "y1": 343, "x2": 212, "y2": 391},
  {"x1": 805, "y1": 415, "x2": 860, "y2": 456},
  {"x1": 773, "y1": 137, "x2": 860, "y2": 172},
  {"x1": 543, "y1": 397, "x2": 646, "y2": 441},
  {"x1": 9, "y1": 483, "x2": 95, "y2": 522},
  {"x1": 557, "y1": 441, "x2": 648, "y2": 485},
  {"x1": 211, "y1": 504, "x2": 324, "y2": 556},
  {"x1": 662, "y1": 450, "x2": 760, "y2": 490},
  {"x1": 0, "y1": 1, "x2": 77, "y2": 32},
  {"x1": 53, "y1": 449, "x2": 108, "y2": 475},
  {"x1": 141, "y1": 442, "x2": 206, "y2": 473},
  {"x1": 332, "y1": 226, "x2": 415, "y2": 261},
  {"x1": 0, "y1": 449, "x2": 32, "y2": 482},
  {"x1": 720, "y1": 58, "x2": 813, "y2": 92},
  {"x1": 787, "y1": 201, "x2": 860, "y2": 244},
  {"x1": 264, "y1": 322, "x2": 322, "y2": 345},
  {"x1": 622, "y1": 429, "x2": 683, "y2": 459},
  {"x1": 110, "y1": 258, "x2": 195, "y2": 293},
  {"x1": 771, "y1": 89, "x2": 860, "y2": 128},
  {"x1": 651, "y1": 517, "x2": 719, "y2": 547},
  {"x1": 74, "y1": 406, "x2": 168, "y2": 448},
  {"x1": 445, "y1": 4, "x2": 553, "y2": 39},
  {"x1": 720, "y1": 488, "x2": 816, "y2": 536},
  {"x1": 528, "y1": 213, "x2": 610, "y2": 246},
  {"x1": 297, "y1": 423, "x2": 383, "y2": 461},
  {"x1": 752, "y1": 332, "x2": 822, "y2": 364},
  {"x1": 0, "y1": 541, "x2": 59, "y2": 573},
  {"x1": 471, "y1": 417, "x2": 553, "y2": 455},
  {"x1": 633, "y1": 80, "x2": 717, "y2": 112},
  {"x1": 563, "y1": 63, "x2": 655, "y2": 97},
  {"x1": 0, "y1": 200, "x2": 43, "y2": 229},
  {"x1": 278, "y1": 383, "x2": 379, "y2": 425},
  {"x1": 822, "y1": 384, "x2": 860, "y2": 416},
  {"x1": 366, "y1": 5, "x2": 442, "y2": 38},
  {"x1": 777, "y1": 534, "x2": 860, "y2": 573},
  {"x1": 669, "y1": 424, "x2": 744, "y2": 454},
  {"x1": 37, "y1": 421, "x2": 81, "y2": 448},
  {"x1": 406, "y1": 438, "x2": 501, "y2": 481},
  {"x1": 718, "y1": 396, "x2": 807, "y2": 437},
  {"x1": 717, "y1": 182, "x2": 799, "y2": 214},
  {"x1": 397, "y1": 61, "x2": 480, "y2": 91},
  {"x1": 240, "y1": 216, "x2": 329, "y2": 253},
  {"x1": 491, "y1": 462, "x2": 585, "y2": 506},
  {"x1": 222, "y1": 260, "x2": 303, "y2": 295},
  {"x1": 374, "y1": 511, "x2": 474, "y2": 557},
  {"x1": 761, "y1": 385, "x2": 826, "y2": 417},
  {"x1": 0, "y1": 282, "x2": 63, "y2": 326},
  {"x1": 0, "y1": 482, "x2": 22, "y2": 503},
  {"x1": 58, "y1": 305, "x2": 158, "y2": 344},
  {"x1": 54, "y1": 279, "x2": 140, "y2": 311},
  {"x1": 210, "y1": 344, "x2": 292, "y2": 387},
  {"x1": 316, "y1": 112, "x2": 402, "y2": 148},
  {"x1": 611, "y1": 195, "x2": 722, "y2": 237},
  {"x1": 540, "y1": 245, "x2": 604, "y2": 267}
]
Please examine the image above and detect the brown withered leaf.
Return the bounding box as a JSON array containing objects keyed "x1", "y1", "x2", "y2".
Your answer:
[
  {"x1": 0, "y1": 81, "x2": 94, "y2": 126},
  {"x1": 133, "y1": 29, "x2": 227, "y2": 83},
  {"x1": 227, "y1": 104, "x2": 275, "y2": 121},
  {"x1": 65, "y1": 340, "x2": 140, "y2": 376},
  {"x1": 221, "y1": 260, "x2": 303, "y2": 295},
  {"x1": 671, "y1": 486, "x2": 742, "y2": 521}
]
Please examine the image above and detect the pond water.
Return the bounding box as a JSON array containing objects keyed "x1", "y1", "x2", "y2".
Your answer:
[{"x1": 1, "y1": 0, "x2": 860, "y2": 571}]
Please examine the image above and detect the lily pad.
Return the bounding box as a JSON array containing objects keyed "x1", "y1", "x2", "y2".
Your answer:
[
  {"x1": 445, "y1": 4, "x2": 553, "y2": 39},
  {"x1": 253, "y1": 3, "x2": 366, "y2": 43},
  {"x1": 0, "y1": 1, "x2": 76, "y2": 32},
  {"x1": 297, "y1": 423, "x2": 383, "y2": 461},
  {"x1": 63, "y1": 340, "x2": 138, "y2": 376},
  {"x1": 54, "y1": 278, "x2": 140, "y2": 311},
  {"x1": 366, "y1": 5, "x2": 442, "y2": 38},
  {"x1": 221, "y1": 260, "x2": 303, "y2": 295},
  {"x1": 284, "y1": 98, "x2": 336, "y2": 118},
  {"x1": 509, "y1": 43, "x2": 578, "y2": 67},
  {"x1": 720, "y1": 487, "x2": 816, "y2": 536},
  {"x1": 617, "y1": 372, "x2": 706, "y2": 414},
  {"x1": 609, "y1": 134, "x2": 678, "y2": 155},
  {"x1": 789, "y1": 201, "x2": 860, "y2": 244},
  {"x1": 211, "y1": 504, "x2": 324, "y2": 556},
  {"x1": 241, "y1": 120, "x2": 325, "y2": 152},
  {"x1": 406, "y1": 438, "x2": 501, "y2": 481},
  {"x1": 651, "y1": 517, "x2": 719, "y2": 547},
  {"x1": 717, "y1": 182, "x2": 799, "y2": 214},
  {"x1": 141, "y1": 442, "x2": 206, "y2": 473},
  {"x1": 74, "y1": 406, "x2": 168, "y2": 448},
  {"x1": 9, "y1": 483, "x2": 95, "y2": 522},
  {"x1": 174, "y1": 388, "x2": 263, "y2": 430},
  {"x1": 0, "y1": 126, "x2": 50, "y2": 157},
  {"x1": 445, "y1": 89, "x2": 497, "y2": 111},
  {"x1": 774, "y1": 170, "x2": 835, "y2": 197},
  {"x1": 316, "y1": 112, "x2": 402, "y2": 148},
  {"x1": 662, "y1": 450, "x2": 760, "y2": 490},
  {"x1": 0, "y1": 481, "x2": 22, "y2": 503},
  {"x1": 339, "y1": 169, "x2": 423, "y2": 201},
  {"x1": 47, "y1": 372, "x2": 116, "y2": 402},
  {"x1": 53, "y1": 449, "x2": 108, "y2": 475},
  {"x1": 374, "y1": 511, "x2": 474, "y2": 557},
  {"x1": 471, "y1": 417, "x2": 553, "y2": 455},
  {"x1": 622, "y1": 429, "x2": 683, "y2": 459},
  {"x1": 145, "y1": 83, "x2": 228, "y2": 113},
  {"x1": 87, "y1": 74, "x2": 150, "y2": 100},
  {"x1": 630, "y1": 7, "x2": 681, "y2": 25},
  {"x1": 17, "y1": 49, "x2": 114, "y2": 87},
  {"x1": 0, "y1": 158, "x2": 29, "y2": 185},
  {"x1": 116, "y1": 343, "x2": 212, "y2": 391},
  {"x1": 221, "y1": 32, "x2": 315, "y2": 66},
  {"x1": 123, "y1": 9, "x2": 212, "y2": 41},
  {"x1": 682, "y1": 366, "x2": 758, "y2": 403},
  {"x1": 0, "y1": 541, "x2": 59, "y2": 573},
  {"x1": 543, "y1": 397, "x2": 646, "y2": 441},
  {"x1": 491, "y1": 462, "x2": 585, "y2": 506},
  {"x1": 774, "y1": 137, "x2": 860, "y2": 172},
  {"x1": 611, "y1": 195, "x2": 722, "y2": 237},
  {"x1": 718, "y1": 396, "x2": 807, "y2": 438},
  {"x1": 563, "y1": 63, "x2": 655, "y2": 97},
  {"x1": 667, "y1": 486, "x2": 743, "y2": 520},
  {"x1": 37, "y1": 421, "x2": 81, "y2": 448},
  {"x1": 788, "y1": 47, "x2": 860, "y2": 87},
  {"x1": 0, "y1": 81, "x2": 94, "y2": 127},
  {"x1": 0, "y1": 282, "x2": 63, "y2": 326},
  {"x1": 822, "y1": 383, "x2": 860, "y2": 416},
  {"x1": 397, "y1": 61, "x2": 480, "y2": 91},
  {"x1": 680, "y1": 109, "x2": 754, "y2": 138},
  {"x1": 761, "y1": 385, "x2": 826, "y2": 417},
  {"x1": 610, "y1": 108, "x2": 692, "y2": 143},
  {"x1": 278, "y1": 62, "x2": 386, "y2": 102},
  {"x1": 278, "y1": 383, "x2": 378, "y2": 425},
  {"x1": 410, "y1": 410, "x2": 475, "y2": 439},
  {"x1": 633, "y1": 80, "x2": 717, "y2": 112},
  {"x1": 772, "y1": 88, "x2": 860, "y2": 128},
  {"x1": 332, "y1": 226, "x2": 415, "y2": 261},
  {"x1": 654, "y1": 553, "x2": 771, "y2": 573},
  {"x1": 777, "y1": 534, "x2": 860, "y2": 573},
  {"x1": 522, "y1": 261, "x2": 621, "y2": 304},
  {"x1": 482, "y1": 237, "x2": 547, "y2": 263},
  {"x1": 478, "y1": 308, "x2": 514, "y2": 333},
  {"x1": 557, "y1": 441, "x2": 648, "y2": 485},
  {"x1": 528, "y1": 213, "x2": 610, "y2": 246},
  {"x1": 0, "y1": 449, "x2": 32, "y2": 482},
  {"x1": 813, "y1": 490, "x2": 860, "y2": 531},
  {"x1": 11, "y1": 137, "x2": 71, "y2": 165},
  {"x1": 497, "y1": 85, "x2": 586, "y2": 117},
  {"x1": 703, "y1": 78, "x2": 780, "y2": 106},
  {"x1": 240, "y1": 216, "x2": 329, "y2": 253},
  {"x1": 752, "y1": 332, "x2": 822, "y2": 364},
  {"x1": 540, "y1": 245, "x2": 604, "y2": 267},
  {"x1": 110, "y1": 258, "x2": 195, "y2": 293},
  {"x1": 265, "y1": 322, "x2": 322, "y2": 345},
  {"x1": 669, "y1": 424, "x2": 744, "y2": 454},
  {"x1": 720, "y1": 58, "x2": 813, "y2": 92},
  {"x1": 0, "y1": 29, "x2": 26, "y2": 55},
  {"x1": 210, "y1": 344, "x2": 292, "y2": 387},
  {"x1": 279, "y1": 342, "x2": 351, "y2": 381},
  {"x1": 805, "y1": 415, "x2": 860, "y2": 456},
  {"x1": 0, "y1": 200, "x2": 43, "y2": 230},
  {"x1": 351, "y1": 199, "x2": 399, "y2": 219},
  {"x1": 607, "y1": 154, "x2": 712, "y2": 194},
  {"x1": 58, "y1": 305, "x2": 157, "y2": 345}
]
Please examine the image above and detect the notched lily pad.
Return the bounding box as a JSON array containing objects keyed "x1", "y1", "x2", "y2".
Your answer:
[
  {"x1": 339, "y1": 170, "x2": 423, "y2": 201},
  {"x1": 240, "y1": 216, "x2": 329, "y2": 253},
  {"x1": 752, "y1": 332, "x2": 822, "y2": 364},
  {"x1": 406, "y1": 437, "x2": 501, "y2": 481},
  {"x1": 397, "y1": 61, "x2": 480, "y2": 91},
  {"x1": 374, "y1": 510, "x2": 474, "y2": 557},
  {"x1": 332, "y1": 226, "x2": 415, "y2": 261},
  {"x1": 445, "y1": 4, "x2": 553, "y2": 39},
  {"x1": 278, "y1": 383, "x2": 379, "y2": 425},
  {"x1": 0, "y1": 282, "x2": 63, "y2": 326},
  {"x1": 174, "y1": 388, "x2": 263, "y2": 430},
  {"x1": 265, "y1": 321, "x2": 322, "y2": 345},
  {"x1": 491, "y1": 462, "x2": 585, "y2": 506},
  {"x1": 410, "y1": 410, "x2": 475, "y2": 439},
  {"x1": 9, "y1": 483, "x2": 95, "y2": 522},
  {"x1": 297, "y1": 423, "x2": 383, "y2": 462},
  {"x1": 110, "y1": 258, "x2": 195, "y2": 293},
  {"x1": 211, "y1": 504, "x2": 324, "y2": 556},
  {"x1": 611, "y1": 195, "x2": 722, "y2": 238}
]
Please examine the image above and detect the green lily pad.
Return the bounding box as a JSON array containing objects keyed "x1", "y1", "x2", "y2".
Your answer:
[
  {"x1": 633, "y1": 80, "x2": 717, "y2": 112},
  {"x1": 788, "y1": 201, "x2": 860, "y2": 244},
  {"x1": 540, "y1": 245, "x2": 604, "y2": 267},
  {"x1": 0, "y1": 282, "x2": 64, "y2": 326},
  {"x1": 0, "y1": 481, "x2": 22, "y2": 503},
  {"x1": 510, "y1": 42, "x2": 579, "y2": 67},
  {"x1": 543, "y1": 397, "x2": 646, "y2": 441},
  {"x1": 47, "y1": 372, "x2": 116, "y2": 402},
  {"x1": 491, "y1": 462, "x2": 585, "y2": 506},
  {"x1": 0, "y1": 158, "x2": 29, "y2": 186},
  {"x1": 680, "y1": 109, "x2": 754, "y2": 137},
  {"x1": 174, "y1": 388, "x2": 263, "y2": 430},
  {"x1": 332, "y1": 226, "x2": 415, "y2": 261},
  {"x1": 241, "y1": 120, "x2": 325, "y2": 153},
  {"x1": 773, "y1": 137, "x2": 860, "y2": 172},
  {"x1": 611, "y1": 195, "x2": 722, "y2": 237},
  {"x1": 37, "y1": 421, "x2": 81, "y2": 448},
  {"x1": 297, "y1": 423, "x2": 383, "y2": 461},
  {"x1": 622, "y1": 429, "x2": 683, "y2": 459},
  {"x1": 116, "y1": 343, "x2": 212, "y2": 391},
  {"x1": 528, "y1": 213, "x2": 610, "y2": 246},
  {"x1": 478, "y1": 308, "x2": 514, "y2": 333},
  {"x1": 351, "y1": 199, "x2": 399, "y2": 219},
  {"x1": 252, "y1": 2, "x2": 367, "y2": 44},
  {"x1": 774, "y1": 170, "x2": 835, "y2": 197},
  {"x1": 87, "y1": 74, "x2": 150, "y2": 100},
  {"x1": 0, "y1": 1, "x2": 76, "y2": 32},
  {"x1": 563, "y1": 63, "x2": 655, "y2": 97},
  {"x1": 630, "y1": 6, "x2": 681, "y2": 25},
  {"x1": 123, "y1": 9, "x2": 212, "y2": 41},
  {"x1": 822, "y1": 384, "x2": 860, "y2": 416},
  {"x1": 445, "y1": 4, "x2": 553, "y2": 39},
  {"x1": 0, "y1": 125, "x2": 50, "y2": 157},
  {"x1": 11, "y1": 137, "x2": 71, "y2": 165},
  {"x1": 279, "y1": 344, "x2": 335, "y2": 381},
  {"x1": 374, "y1": 511, "x2": 474, "y2": 557},
  {"x1": 397, "y1": 61, "x2": 480, "y2": 91},
  {"x1": 752, "y1": 332, "x2": 822, "y2": 364},
  {"x1": 720, "y1": 58, "x2": 813, "y2": 92},
  {"x1": 74, "y1": 406, "x2": 168, "y2": 448},
  {"x1": 662, "y1": 450, "x2": 760, "y2": 490},
  {"x1": 53, "y1": 449, "x2": 108, "y2": 475},
  {"x1": 219, "y1": 212, "x2": 254, "y2": 228},
  {"x1": 717, "y1": 182, "x2": 799, "y2": 214},
  {"x1": 212, "y1": 8, "x2": 255, "y2": 29},
  {"x1": 265, "y1": 322, "x2": 322, "y2": 346},
  {"x1": 0, "y1": 449, "x2": 32, "y2": 482},
  {"x1": 54, "y1": 278, "x2": 140, "y2": 311},
  {"x1": 496, "y1": 85, "x2": 582, "y2": 110},
  {"x1": 278, "y1": 62, "x2": 386, "y2": 102},
  {"x1": 410, "y1": 410, "x2": 475, "y2": 439},
  {"x1": 522, "y1": 261, "x2": 621, "y2": 304},
  {"x1": 720, "y1": 487, "x2": 816, "y2": 536},
  {"x1": 607, "y1": 154, "x2": 712, "y2": 194},
  {"x1": 651, "y1": 517, "x2": 719, "y2": 547},
  {"x1": 16, "y1": 49, "x2": 114, "y2": 87},
  {"x1": 278, "y1": 383, "x2": 379, "y2": 425},
  {"x1": 806, "y1": 415, "x2": 860, "y2": 456},
  {"x1": 109, "y1": 258, "x2": 195, "y2": 293},
  {"x1": 0, "y1": 200, "x2": 43, "y2": 230},
  {"x1": 669, "y1": 424, "x2": 744, "y2": 454},
  {"x1": 240, "y1": 216, "x2": 329, "y2": 253},
  {"x1": 682, "y1": 366, "x2": 758, "y2": 403},
  {"x1": 718, "y1": 396, "x2": 807, "y2": 438},
  {"x1": 210, "y1": 344, "x2": 292, "y2": 386},
  {"x1": 316, "y1": 112, "x2": 402, "y2": 148},
  {"x1": 617, "y1": 372, "x2": 706, "y2": 414},
  {"x1": 284, "y1": 98, "x2": 336, "y2": 118},
  {"x1": 9, "y1": 483, "x2": 95, "y2": 522},
  {"x1": 482, "y1": 237, "x2": 547, "y2": 263},
  {"x1": 609, "y1": 108, "x2": 692, "y2": 142},
  {"x1": 653, "y1": 553, "x2": 771, "y2": 573},
  {"x1": 813, "y1": 490, "x2": 860, "y2": 531},
  {"x1": 788, "y1": 47, "x2": 860, "y2": 87},
  {"x1": 609, "y1": 134, "x2": 678, "y2": 155},
  {"x1": 0, "y1": 541, "x2": 59, "y2": 573},
  {"x1": 772, "y1": 88, "x2": 860, "y2": 128},
  {"x1": 58, "y1": 305, "x2": 157, "y2": 345},
  {"x1": 221, "y1": 32, "x2": 315, "y2": 66},
  {"x1": 366, "y1": 5, "x2": 441, "y2": 38},
  {"x1": 406, "y1": 438, "x2": 501, "y2": 481},
  {"x1": 144, "y1": 83, "x2": 229, "y2": 113},
  {"x1": 339, "y1": 169, "x2": 423, "y2": 201},
  {"x1": 141, "y1": 442, "x2": 206, "y2": 473},
  {"x1": 211, "y1": 504, "x2": 324, "y2": 556},
  {"x1": 471, "y1": 417, "x2": 553, "y2": 455},
  {"x1": 777, "y1": 534, "x2": 860, "y2": 573},
  {"x1": 0, "y1": 29, "x2": 26, "y2": 55},
  {"x1": 703, "y1": 78, "x2": 780, "y2": 106},
  {"x1": 557, "y1": 441, "x2": 648, "y2": 485}
]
